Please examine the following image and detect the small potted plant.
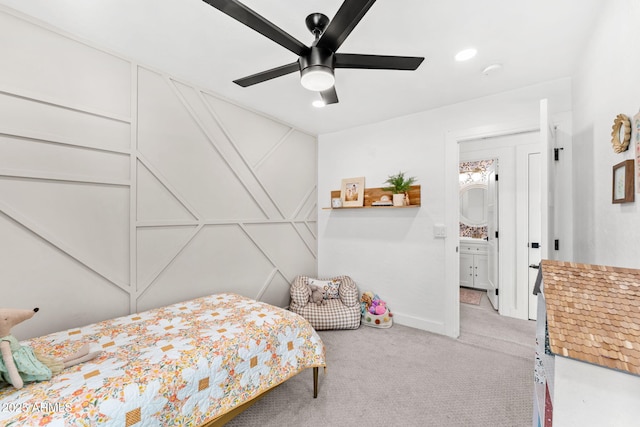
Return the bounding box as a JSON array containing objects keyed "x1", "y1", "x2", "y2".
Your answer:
[{"x1": 382, "y1": 171, "x2": 417, "y2": 206}]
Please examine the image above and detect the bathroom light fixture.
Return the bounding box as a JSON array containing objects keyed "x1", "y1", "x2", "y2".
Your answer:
[{"x1": 455, "y1": 48, "x2": 477, "y2": 62}]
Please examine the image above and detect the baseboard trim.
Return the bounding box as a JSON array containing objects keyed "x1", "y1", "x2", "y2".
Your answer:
[{"x1": 391, "y1": 312, "x2": 447, "y2": 336}]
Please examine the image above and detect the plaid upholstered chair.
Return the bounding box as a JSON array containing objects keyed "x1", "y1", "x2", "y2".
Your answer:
[{"x1": 289, "y1": 275, "x2": 361, "y2": 330}]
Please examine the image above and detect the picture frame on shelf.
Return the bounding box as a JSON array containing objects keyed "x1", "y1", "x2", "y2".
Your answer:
[
  {"x1": 340, "y1": 177, "x2": 365, "y2": 207},
  {"x1": 612, "y1": 159, "x2": 634, "y2": 204}
]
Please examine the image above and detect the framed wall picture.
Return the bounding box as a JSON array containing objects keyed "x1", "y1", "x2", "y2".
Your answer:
[
  {"x1": 611, "y1": 113, "x2": 631, "y2": 153},
  {"x1": 340, "y1": 177, "x2": 365, "y2": 207},
  {"x1": 634, "y1": 110, "x2": 640, "y2": 193},
  {"x1": 612, "y1": 159, "x2": 634, "y2": 204}
]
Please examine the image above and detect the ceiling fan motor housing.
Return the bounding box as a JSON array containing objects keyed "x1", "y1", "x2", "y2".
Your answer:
[{"x1": 299, "y1": 46, "x2": 335, "y2": 91}]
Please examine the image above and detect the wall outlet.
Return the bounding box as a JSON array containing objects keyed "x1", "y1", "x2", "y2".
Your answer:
[{"x1": 433, "y1": 224, "x2": 447, "y2": 238}]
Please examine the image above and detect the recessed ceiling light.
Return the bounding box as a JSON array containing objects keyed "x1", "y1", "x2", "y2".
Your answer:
[
  {"x1": 312, "y1": 99, "x2": 326, "y2": 108},
  {"x1": 482, "y1": 63, "x2": 503, "y2": 75},
  {"x1": 455, "y1": 48, "x2": 477, "y2": 62}
]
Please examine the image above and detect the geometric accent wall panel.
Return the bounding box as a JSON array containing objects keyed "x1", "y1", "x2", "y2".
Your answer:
[
  {"x1": 0, "y1": 11, "x2": 131, "y2": 119},
  {"x1": 255, "y1": 130, "x2": 317, "y2": 219},
  {"x1": 137, "y1": 161, "x2": 197, "y2": 222},
  {"x1": 306, "y1": 198, "x2": 319, "y2": 222},
  {"x1": 260, "y1": 272, "x2": 295, "y2": 309},
  {"x1": 293, "y1": 221, "x2": 318, "y2": 255},
  {"x1": 0, "y1": 213, "x2": 130, "y2": 338},
  {"x1": 0, "y1": 9, "x2": 134, "y2": 339},
  {"x1": 136, "y1": 65, "x2": 317, "y2": 310},
  {"x1": 243, "y1": 223, "x2": 316, "y2": 280},
  {"x1": 0, "y1": 134, "x2": 130, "y2": 182},
  {"x1": 136, "y1": 225, "x2": 278, "y2": 312},
  {"x1": 0, "y1": 8, "x2": 316, "y2": 338},
  {"x1": 136, "y1": 226, "x2": 199, "y2": 289},
  {"x1": 176, "y1": 83, "x2": 283, "y2": 220},
  {"x1": 204, "y1": 95, "x2": 292, "y2": 168},
  {"x1": 0, "y1": 178, "x2": 130, "y2": 285},
  {"x1": 0, "y1": 92, "x2": 131, "y2": 152},
  {"x1": 305, "y1": 220, "x2": 318, "y2": 240},
  {"x1": 137, "y1": 68, "x2": 267, "y2": 220}
]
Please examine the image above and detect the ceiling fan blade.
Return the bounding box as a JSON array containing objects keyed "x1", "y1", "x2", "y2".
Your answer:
[
  {"x1": 335, "y1": 53, "x2": 424, "y2": 70},
  {"x1": 203, "y1": 0, "x2": 308, "y2": 56},
  {"x1": 233, "y1": 62, "x2": 299, "y2": 87},
  {"x1": 320, "y1": 87, "x2": 339, "y2": 105},
  {"x1": 316, "y1": 0, "x2": 376, "y2": 52}
]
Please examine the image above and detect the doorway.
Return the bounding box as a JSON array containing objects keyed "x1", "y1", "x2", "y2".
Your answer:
[
  {"x1": 458, "y1": 158, "x2": 498, "y2": 311},
  {"x1": 444, "y1": 101, "x2": 567, "y2": 338},
  {"x1": 451, "y1": 128, "x2": 541, "y2": 333}
]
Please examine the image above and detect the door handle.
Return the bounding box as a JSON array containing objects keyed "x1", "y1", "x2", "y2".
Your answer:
[{"x1": 529, "y1": 264, "x2": 540, "y2": 269}]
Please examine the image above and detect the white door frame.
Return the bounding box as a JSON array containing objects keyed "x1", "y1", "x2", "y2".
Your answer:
[
  {"x1": 485, "y1": 162, "x2": 499, "y2": 310},
  {"x1": 444, "y1": 120, "x2": 539, "y2": 338},
  {"x1": 515, "y1": 144, "x2": 543, "y2": 320}
]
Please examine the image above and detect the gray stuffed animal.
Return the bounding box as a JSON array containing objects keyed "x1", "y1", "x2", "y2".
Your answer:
[{"x1": 308, "y1": 285, "x2": 327, "y2": 306}]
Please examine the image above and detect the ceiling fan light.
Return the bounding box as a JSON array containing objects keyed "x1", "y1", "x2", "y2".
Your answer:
[{"x1": 300, "y1": 66, "x2": 335, "y2": 91}]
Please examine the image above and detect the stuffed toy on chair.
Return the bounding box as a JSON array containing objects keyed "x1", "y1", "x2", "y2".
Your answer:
[
  {"x1": 308, "y1": 285, "x2": 327, "y2": 306},
  {"x1": 0, "y1": 307, "x2": 101, "y2": 390}
]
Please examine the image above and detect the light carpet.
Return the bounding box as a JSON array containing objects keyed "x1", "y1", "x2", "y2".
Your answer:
[{"x1": 226, "y1": 294, "x2": 536, "y2": 426}]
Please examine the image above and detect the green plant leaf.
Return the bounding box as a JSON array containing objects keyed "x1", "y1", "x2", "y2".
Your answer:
[{"x1": 382, "y1": 171, "x2": 417, "y2": 193}]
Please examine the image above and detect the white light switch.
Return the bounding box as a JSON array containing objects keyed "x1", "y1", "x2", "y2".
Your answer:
[{"x1": 433, "y1": 224, "x2": 447, "y2": 238}]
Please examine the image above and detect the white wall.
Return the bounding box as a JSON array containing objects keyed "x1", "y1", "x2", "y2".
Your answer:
[
  {"x1": 560, "y1": 0, "x2": 640, "y2": 413},
  {"x1": 553, "y1": 356, "x2": 640, "y2": 426},
  {"x1": 318, "y1": 79, "x2": 572, "y2": 336},
  {"x1": 573, "y1": 0, "x2": 640, "y2": 267},
  {"x1": 0, "y1": 7, "x2": 317, "y2": 339}
]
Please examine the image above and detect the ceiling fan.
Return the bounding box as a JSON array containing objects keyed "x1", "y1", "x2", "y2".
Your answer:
[{"x1": 202, "y1": 0, "x2": 425, "y2": 105}]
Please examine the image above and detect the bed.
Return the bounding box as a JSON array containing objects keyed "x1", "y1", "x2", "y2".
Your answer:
[{"x1": 0, "y1": 293, "x2": 326, "y2": 426}]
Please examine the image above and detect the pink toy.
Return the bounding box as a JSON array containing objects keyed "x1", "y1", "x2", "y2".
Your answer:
[{"x1": 368, "y1": 296, "x2": 387, "y2": 315}]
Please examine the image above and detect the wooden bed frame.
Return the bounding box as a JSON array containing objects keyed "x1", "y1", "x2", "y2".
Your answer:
[{"x1": 203, "y1": 367, "x2": 319, "y2": 426}]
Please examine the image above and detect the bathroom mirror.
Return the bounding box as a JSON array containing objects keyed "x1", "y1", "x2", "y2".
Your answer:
[{"x1": 460, "y1": 183, "x2": 487, "y2": 226}]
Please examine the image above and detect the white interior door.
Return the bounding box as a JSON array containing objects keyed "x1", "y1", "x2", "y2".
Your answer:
[
  {"x1": 486, "y1": 162, "x2": 499, "y2": 310},
  {"x1": 528, "y1": 153, "x2": 542, "y2": 320},
  {"x1": 529, "y1": 99, "x2": 555, "y2": 320}
]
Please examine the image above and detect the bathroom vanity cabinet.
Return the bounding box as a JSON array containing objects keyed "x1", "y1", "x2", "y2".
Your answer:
[{"x1": 459, "y1": 239, "x2": 488, "y2": 289}]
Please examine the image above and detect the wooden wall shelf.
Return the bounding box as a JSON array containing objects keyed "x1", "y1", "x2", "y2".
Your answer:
[{"x1": 324, "y1": 185, "x2": 421, "y2": 209}]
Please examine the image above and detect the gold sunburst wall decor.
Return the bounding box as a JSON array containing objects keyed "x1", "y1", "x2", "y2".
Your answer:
[{"x1": 611, "y1": 113, "x2": 631, "y2": 153}]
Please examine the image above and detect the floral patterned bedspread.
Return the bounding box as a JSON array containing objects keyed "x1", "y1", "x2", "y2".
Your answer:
[{"x1": 0, "y1": 293, "x2": 326, "y2": 426}]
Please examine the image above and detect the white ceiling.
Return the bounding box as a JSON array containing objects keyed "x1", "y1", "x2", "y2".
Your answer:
[{"x1": 0, "y1": 0, "x2": 605, "y2": 135}]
